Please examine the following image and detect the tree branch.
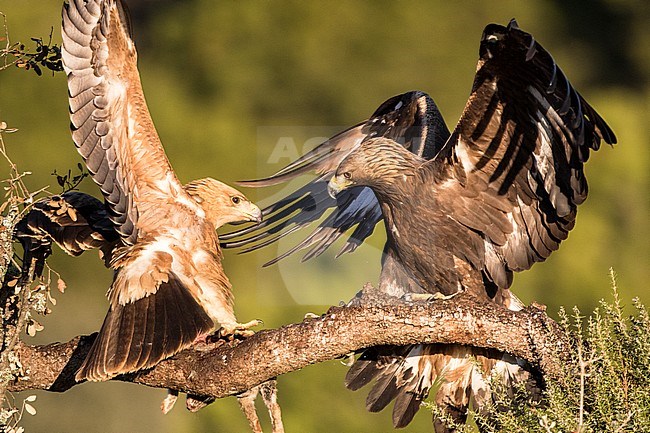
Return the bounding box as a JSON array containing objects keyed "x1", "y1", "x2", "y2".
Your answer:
[{"x1": 8, "y1": 293, "x2": 569, "y2": 399}]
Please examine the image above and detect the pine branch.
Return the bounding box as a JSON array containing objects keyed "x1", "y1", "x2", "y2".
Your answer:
[{"x1": 8, "y1": 293, "x2": 569, "y2": 399}]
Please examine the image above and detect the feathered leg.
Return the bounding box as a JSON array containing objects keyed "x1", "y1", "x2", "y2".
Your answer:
[
  {"x1": 236, "y1": 380, "x2": 285, "y2": 433},
  {"x1": 237, "y1": 387, "x2": 263, "y2": 433},
  {"x1": 260, "y1": 379, "x2": 285, "y2": 433}
]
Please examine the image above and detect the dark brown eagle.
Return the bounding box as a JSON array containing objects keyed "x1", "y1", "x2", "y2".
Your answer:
[
  {"x1": 28, "y1": 0, "x2": 265, "y2": 382},
  {"x1": 223, "y1": 20, "x2": 616, "y2": 430}
]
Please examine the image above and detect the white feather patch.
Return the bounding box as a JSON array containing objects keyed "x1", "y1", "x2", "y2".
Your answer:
[{"x1": 455, "y1": 140, "x2": 475, "y2": 174}]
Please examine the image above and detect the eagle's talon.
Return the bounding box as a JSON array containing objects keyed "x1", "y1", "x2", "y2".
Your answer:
[
  {"x1": 186, "y1": 393, "x2": 216, "y2": 412},
  {"x1": 219, "y1": 319, "x2": 262, "y2": 338}
]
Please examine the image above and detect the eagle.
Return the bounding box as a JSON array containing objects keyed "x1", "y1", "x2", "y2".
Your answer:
[
  {"x1": 38, "y1": 0, "x2": 265, "y2": 382},
  {"x1": 223, "y1": 20, "x2": 616, "y2": 430},
  {"x1": 16, "y1": 181, "x2": 260, "y2": 292}
]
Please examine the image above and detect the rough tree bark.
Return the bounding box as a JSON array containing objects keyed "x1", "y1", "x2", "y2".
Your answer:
[{"x1": 7, "y1": 291, "x2": 570, "y2": 400}]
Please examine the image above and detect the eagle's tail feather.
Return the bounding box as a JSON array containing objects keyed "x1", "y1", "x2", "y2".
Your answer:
[
  {"x1": 392, "y1": 386, "x2": 426, "y2": 428},
  {"x1": 346, "y1": 343, "x2": 537, "y2": 430}
]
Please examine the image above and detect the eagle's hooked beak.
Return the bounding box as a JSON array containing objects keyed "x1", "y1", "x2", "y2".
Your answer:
[
  {"x1": 244, "y1": 202, "x2": 263, "y2": 223},
  {"x1": 327, "y1": 174, "x2": 352, "y2": 199}
]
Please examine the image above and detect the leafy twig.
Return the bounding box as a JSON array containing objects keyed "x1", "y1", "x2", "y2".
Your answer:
[
  {"x1": 0, "y1": 14, "x2": 63, "y2": 76},
  {"x1": 51, "y1": 164, "x2": 89, "y2": 193}
]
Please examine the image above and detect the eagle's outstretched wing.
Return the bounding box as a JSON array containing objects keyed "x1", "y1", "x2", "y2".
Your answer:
[
  {"x1": 62, "y1": 0, "x2": 200, "y2": 247},
  {"x1": 221, "y1": 91, "x2": 450, "y2": 264},
  {"x1": 14, "y1": 192, "x2": 117, "y2": 278},
  {"x1": 426, "y1": 19, "x2": 617, "y2": 290}
]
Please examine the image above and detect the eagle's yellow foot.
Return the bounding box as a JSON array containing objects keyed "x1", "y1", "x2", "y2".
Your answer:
[
  {"x1": 404, "y1": 292, "x2": 459, "y2": 302},
  {"x1": 220, "y1": 319, "x2": 263, "y2": 338}
]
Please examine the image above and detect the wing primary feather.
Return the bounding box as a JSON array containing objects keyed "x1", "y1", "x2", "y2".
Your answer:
[
  {"x1": 221, "y1": 183, "x2": 335, "y2": 249},
  {"x1": 238, "y1": 123, "x2": 366, "y2": 187},
  {"x1": 224, "y1": 91, "x2": 448, "y2": 264},
  {"x1": 237, "y1": 225, "x2": 304, "y2": 257},
  {"x1": 220, "y1": 178, "x2": 330, "y2": 241},
  {"x1": 222, "y1": 198, "x2": 327, "y2": 249},
  {"x1": 238, "y1": 151, "x2": 337, "y2": 187},
  {"x1": 75, "y1": 273, "x2": 213, "y2": 382}
]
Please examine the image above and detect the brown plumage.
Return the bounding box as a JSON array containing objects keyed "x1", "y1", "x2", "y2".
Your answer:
[
  {"x1": 328, "y1": 21, "x2": 616, "y2": 430},
  {"x1": 59, "y1": 0, "x2": 262, "y2": 382},
  {"x1": 225, "y1": 19, "x2": 616, "y2": 430}
]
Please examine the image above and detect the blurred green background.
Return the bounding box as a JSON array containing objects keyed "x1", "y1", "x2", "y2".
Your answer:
[{"x1": 1, "y1": 0, "x2": 648, "y2": 432}]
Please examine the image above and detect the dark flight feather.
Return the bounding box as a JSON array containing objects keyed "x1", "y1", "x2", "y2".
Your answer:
[
  {"x1": 76, "y1": 273, "x2": 214, "y2": 382},
  {"x1": 14, "y1": 192, "x2": 118, "y2": 278},
  {"x1": 222, "y1": 91, "x2": 450, "y2": 264}
]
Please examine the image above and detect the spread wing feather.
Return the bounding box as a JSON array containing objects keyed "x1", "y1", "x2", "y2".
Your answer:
[
  {"x1": 424, "y1": 20, "x2": 615, "y2": 289},
  {"x1": 76, "y1": 272, "x2": 214, "y2": 382},
  {"x1": 14, "y1": 192, "x2": 118, "y2": 278},
  {"x1": 221, "y1": 91, "x2": 450, "y2": 263},
  {"x1": 62, "y1": 0, "x2": 193, "y2": 246}
]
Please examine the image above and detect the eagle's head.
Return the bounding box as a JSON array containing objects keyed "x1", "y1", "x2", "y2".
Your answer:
[
  {"x1": 185, "y1": 178, "x2": 262, "y2": 228},
  {"x1": 328, "y1": 137, "x2": 420, "y2": 198}
]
